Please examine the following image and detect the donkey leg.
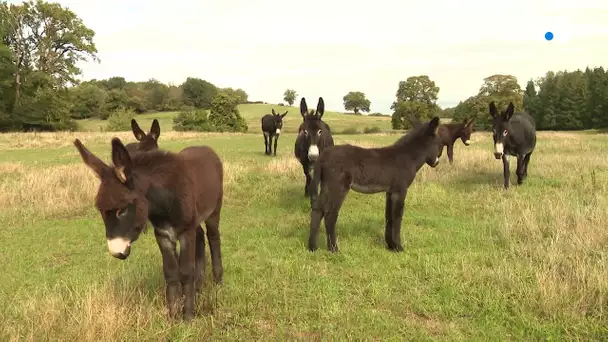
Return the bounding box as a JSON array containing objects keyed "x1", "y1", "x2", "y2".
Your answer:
[
  {"x1": 154, "y1": 229, "x2": 181, "y2": 319},
  {"x1": 273, "y1": 135, "x2": 279, "y2": 156},
  {"x1": 502, "y1": 155, "x2": 510, "y2": 189},
  {"x1": 522, "y1": 152, "x2": 532, "y2": 178},
  {"x1": 447, "y1": 144, "x2": 454, "y2": 164},
  {"x1": 263, "y1": 133, "x2": 269, "y2": 155},
  {"x1": 205, "y1": 209, "x2": 224, "y2": 285},
  {"x1": 194, "y1": 225, "x2": 206, "y2": 293},
  {"x1": 303, "y1": 163, "x2": 312, "y2": 197},
  {"x1": 324, "y1": 188, "x2": 349, "y2": 253},
  {"x1": 309, "y1": 185, "x2": 326, "y2": 252},
  {"x1": 178, "y1": 229, "x2": 197, "y2": 320},
  {"x1": 389, "y1": 191, "x2": 407, "y2": 252},
  {"x1": 516, "y1": 155, "x2": 525, "y2": 185},
  {"x1": 384, "y1": 192, "x2": 395, "y2": 249}
]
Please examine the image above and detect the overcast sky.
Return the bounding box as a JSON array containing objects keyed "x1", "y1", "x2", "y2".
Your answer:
[{"x1": 20, "y1": 0, "x2": 608, "y2": 113}]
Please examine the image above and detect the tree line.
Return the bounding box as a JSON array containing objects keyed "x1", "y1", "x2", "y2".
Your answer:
[
  {"x1": 0, "y1": 0, "x2": 251, "y2": 132},
  {"x1": 391, "y1": 70, "x2": 608, "y2": 131}
]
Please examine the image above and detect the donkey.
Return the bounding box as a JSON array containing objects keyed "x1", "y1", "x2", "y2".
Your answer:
[
  {"x1": 73, "y1": 138, "x2": 224, "y2": 320},
  {"x1": 261, "y1": 109, "x2": 288, "y2": 156},
  {"x1": 125, "y1": 119, "x2": 160, "y2": 153},
  {"x1": 489, "y1": 101, "x2": 537, "y2": 189},
  {"x1": 294, "y1": 97, "x2": 334, "y2": 197},
  {"x1": 308, "y1": 117, "x2": 443, "y2": 253},
  {"x1": 436, "y1": 118, "x2": 475, "y2": 164}
]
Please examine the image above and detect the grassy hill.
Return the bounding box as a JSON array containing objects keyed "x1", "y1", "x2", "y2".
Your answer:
[{"x1": 76, "y1": 104, "x2": 394, "y2": 134}]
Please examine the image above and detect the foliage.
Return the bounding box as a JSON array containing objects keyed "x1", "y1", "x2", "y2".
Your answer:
[
  {"x1": 363, "y1": 125, "x2": 382, "y2": 134},
  {"x1": 390, "y1": 75, "x2": 441, "y2": 129},
  {"x1": 220, "y1": 87, "x2": 248, "y2": 104},
  {"x1": 106, "y1": 108, "x2": 136, "y2": 132},
  {"x1": 181, "y1": 77, "x2": 217, "y2": 109},
  {"x1": 453, "y1": 69, "x2": 608, "y2": 131},
  {"x1": 208, "y1": 92, "x2": 248, "y2": 132},
  {"x1": 343, "y1": 91, "x2": 371, "y2": 114},
  {"x1": 283, "y1": 89, "x2": 297, "y2": 106},
  {"x1": 68, "y1": 83, "x2": 108, "y2": 119},
  {"x1": 172, "y1": 109, "x2": 214, "y2": 132}
]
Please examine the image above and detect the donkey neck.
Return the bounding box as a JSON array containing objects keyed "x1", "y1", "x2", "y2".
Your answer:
[
  {"x1": 443, "y1": 123, "x2": 464, "y2": 143},
  {"x1": 387, "y1": 137, "x2": 431, "y2": 168}
]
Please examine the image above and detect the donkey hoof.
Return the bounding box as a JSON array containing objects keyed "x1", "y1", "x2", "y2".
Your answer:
[
  {"x1": 328, "y1": 245, "x2": 339, "y2": 253},
  {"x1": 389, "y1": 244, "x2": 404, "y2": 252}
]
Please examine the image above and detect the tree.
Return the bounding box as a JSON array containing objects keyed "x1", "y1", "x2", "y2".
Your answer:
[
  {"x1": 1, "y1": 0, "x2": 98, "y2": 131},
  {"x1": 342, "y1": 91, "x2": 371, "y2": 115},
  {"x1": 208, "y1": 92, "x2": 248, "y2": 132},
  {"x1": 391, "y1": 75, "x2": 441, "y2": 129},
  {"x1": 283, "y1": 89, "x2": 297, "y2": 106},
  {"x1": 180, "y1": 77, "x2": 217, "y2": 109},
  {"x1": 68, "y1": 83, "x2": 108, "y2": 119},
  {"x1": 220, "y1": 87, "x2": 248, "y2": 103}
]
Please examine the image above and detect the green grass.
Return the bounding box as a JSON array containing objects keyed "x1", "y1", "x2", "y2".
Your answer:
[
  {"x1": 76, "y1": 104, "x2": 394, "y2": 134},
  {"x1": 0, "y1": 130, "x2": 607, "y2": 340}
]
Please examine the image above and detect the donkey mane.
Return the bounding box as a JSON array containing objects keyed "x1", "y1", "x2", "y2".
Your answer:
[{"x1": 392, "y1": 122, "x2": 433, "y2": 147}]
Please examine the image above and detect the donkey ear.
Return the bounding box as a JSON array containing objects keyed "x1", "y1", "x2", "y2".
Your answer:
[
  {"x1": 300, "y1": 98, "x2": 308, "y2": 117},
  {"x1": 111, "y1": 138, "x2": 133, "y2": 183},
  {"x1": 73, "y1": 139, "x2": 108, "y2": 179},
  {"x1": 131, "y1": 119, "x2": 145, "y2": 141},
  {"x1": 465, "y1": 117, "x2": 475, "y2": 127},
  {"x1": 505, "y1": 102, "x2": 515, "y2": 121},
  {"x1": 150, "y1": 119, "x2": 160, "y2": 140},
  {"x1": 489, "y1": 102, "x2": 498, "y2": 118},
  {"x1": 316, "y1": 97, "x2": 325, "y2": 118},
  {"x1": 272, "y1": 109, "x2": 277, "y2": 115},
  {"x1": 281, "y1": 111, "x2": 288, "y2": 118},
  {"x1": 426, "y1": 117, "x2": 440, "y2": 136}
]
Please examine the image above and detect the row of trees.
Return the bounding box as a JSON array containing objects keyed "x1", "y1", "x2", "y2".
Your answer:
[
  {"x1": 0, "y1": 0, "x2": 250, "y2": 132},
  {"x1": 388, "y1": 68, "x2": 608, "y2": 131}
]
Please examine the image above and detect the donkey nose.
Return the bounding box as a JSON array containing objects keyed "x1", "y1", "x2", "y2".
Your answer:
[
  {"x1": 494, "y1": 153, "x2": 503, "y2": 159},
  {"x1": 111, "y1": 245, "x2": 130, "y2": 260}
]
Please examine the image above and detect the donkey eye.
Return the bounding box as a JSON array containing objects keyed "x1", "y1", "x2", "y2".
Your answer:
[
  {"x1": 317, "y1": 129, "x2": 322, "y2": 135},
  {"x1": 304, "y1": 129, "x2": 309, "y2": 136},
  {"x1": 503, "y1": 130, "x2": 508, "y2": 136},
  {"x1": 116, "y1": 207, "x2": 128, "y2": 218}
]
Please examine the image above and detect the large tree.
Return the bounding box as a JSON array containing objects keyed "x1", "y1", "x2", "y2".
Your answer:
[
  {"x1": 1, "y1": 0, "x2": 98, "y2": 131},
  {"x1": 342, "y1": 91, "x2": 371, "y2": 115},
  {"x1": 391, "y1": 75, "x2": 441, "y2": 129},
  {"x1": 180, "y1": 77, "x2": 217, "y2": 109}
]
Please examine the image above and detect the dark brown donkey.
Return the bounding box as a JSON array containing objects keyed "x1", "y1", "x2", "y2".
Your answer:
[
  {"x1": 125, "y1": 119, "x2": 160, "y2": 153},
  {"x1": 436, "y1": 118, "x2": 475, "y2": 164},
  {"x1": 308, "y1": 117, "x2": 443, "y2": 253},
  {"x1": 74, "y1": 138, "x2": 224, "y2": 320}
]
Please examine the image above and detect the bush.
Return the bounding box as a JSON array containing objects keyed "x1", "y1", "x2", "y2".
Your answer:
[
  {"x1": 363, "y1": 126, "x2": 382, "y2": 134},
  {"x1": 173, "y1": 109, "x2": 214, "y2": 132},
  {"x1": 340, "y1": 127, "x2": 359, "y2": 134},
  {"x1": 208, "y1": 93, "x2": 248, "y2": 132},
  {"x1": 106, "y1": 108, "x2": 136, "y2": 132}
]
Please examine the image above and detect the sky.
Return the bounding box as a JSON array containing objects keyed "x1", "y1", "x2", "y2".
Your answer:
[{"x1": 15, "y1": 0, "x2": 608, "y2": 113}]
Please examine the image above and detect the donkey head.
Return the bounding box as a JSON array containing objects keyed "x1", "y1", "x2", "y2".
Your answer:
[
  {"x1": 419, "y1": 116, "x2": 442, "y2": 168},
  {"x1": 489, "y1": 102, "x2": 514, "y2": 159},
  {"x1": 129, "y1": 119, "x2": 160, "y2": 152},
  {"x1": 74, "y1": 138, "x2": 149, "y2": 260},
  {"x1": 460, "y1": 118, "x2": 475, "y2": 146},
  {"x1": 299, "y1": 97, "x2": 328, "y2": 161},
  {"x1": 270, "y1": 109, "x2": 288, "y2": 134}
]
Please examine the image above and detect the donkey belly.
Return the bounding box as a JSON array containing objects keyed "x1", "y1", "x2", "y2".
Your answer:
[{"x1": 350, "y1": 183, "x2": 389, "y2": 194}]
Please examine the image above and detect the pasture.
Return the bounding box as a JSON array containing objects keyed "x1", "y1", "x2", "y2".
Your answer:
[{"x1": 0, "y1": 126, "x2": 607, "y2": 340}]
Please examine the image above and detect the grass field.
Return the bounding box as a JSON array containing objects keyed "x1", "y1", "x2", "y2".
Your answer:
[
  {"x1": 76, "y1": 103, "x2": 395, "y2": 135},
  {"x1": 0, "y1": 128, "x2": 607, "y2": 341}
]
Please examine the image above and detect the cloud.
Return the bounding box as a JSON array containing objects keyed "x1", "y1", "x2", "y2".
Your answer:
[{"x1": 49, "y1": 0, "x2": 608, "y2": 112}]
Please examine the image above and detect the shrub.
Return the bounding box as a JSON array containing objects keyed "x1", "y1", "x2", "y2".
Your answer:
[
  {"x1": 106, "y1": 108, "x2": 136, "y2": 132},
  {"x1": 208, "y1": 93, "x2": 248, "y2": 132},
  {"x1": 363, "y1": 126, "x2": 382, "y2": 134},
  {"x1": 340, "y1": 127, "x2": 359, "y2": 134},
  {"x1": 173, "y1": 109, "x2": 214, "y2": 132}
]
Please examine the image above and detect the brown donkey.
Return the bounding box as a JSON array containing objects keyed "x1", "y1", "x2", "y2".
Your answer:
[
  {"x1": 308, "y1": 117, "x2": 443, "y2": 252},
  {"x1": 436, "y1": 118, "x2": 475, "y2": 164},
  {"x1": 125, "y1": 119, "x2": 160, "y2": 153},
  {"x1": 74, "y1": 138, "x2": 224, "y2": 320}
]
